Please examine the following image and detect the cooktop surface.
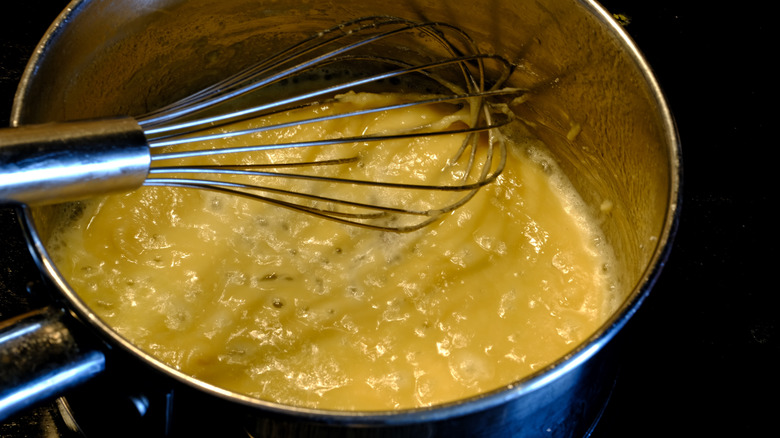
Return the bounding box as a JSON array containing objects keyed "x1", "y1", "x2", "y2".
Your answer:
[{"x1": 1, "y1": 1, "x2": 774, "y2": 437}]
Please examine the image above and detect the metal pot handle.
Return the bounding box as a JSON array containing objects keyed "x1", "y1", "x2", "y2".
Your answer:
[{"x1": 0, "y1": 306, "x2": 105, "y2": 421}]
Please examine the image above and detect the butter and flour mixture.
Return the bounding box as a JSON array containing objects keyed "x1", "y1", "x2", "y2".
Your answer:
[{"x1": 49, "y1": 92, "x2": 618, "y2": 410}]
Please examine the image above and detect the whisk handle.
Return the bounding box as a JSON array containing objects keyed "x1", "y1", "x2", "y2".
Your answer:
[{"x1": 0, "y1": 117, "x2": 150, "y2": 206}]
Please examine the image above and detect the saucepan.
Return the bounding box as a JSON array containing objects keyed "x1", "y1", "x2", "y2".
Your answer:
[{"x1": 0, "y1": 0, "x2": 679, "y2": 436}]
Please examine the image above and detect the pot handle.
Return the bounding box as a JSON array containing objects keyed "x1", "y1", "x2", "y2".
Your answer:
[{"x1": 0, "y1": 306, "x2": 105, "y2": 421}]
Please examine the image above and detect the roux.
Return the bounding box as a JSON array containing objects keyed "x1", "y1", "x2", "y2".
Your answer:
[{"x1": 49, "y1": 92, "x2": 618, "y2": 410}]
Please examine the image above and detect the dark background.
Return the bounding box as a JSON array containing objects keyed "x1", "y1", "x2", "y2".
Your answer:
[{"x1": 1, "y1": 1, "x2": 774, "y2": 436}]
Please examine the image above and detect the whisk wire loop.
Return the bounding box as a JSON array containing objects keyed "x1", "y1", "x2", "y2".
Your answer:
[
  {"x1": 141, "y1": 54, "x2": 513, "y2": 139},
  {"x1": 137, "y1": 16, "x2": 521, "y2": 231},
  {"x1": 139, "y1": 17, "x2": 500, "y2": 129}
]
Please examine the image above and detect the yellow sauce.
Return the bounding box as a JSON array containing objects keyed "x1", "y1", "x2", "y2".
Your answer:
[{"x1": 49, "y1": 92, "x2": 618, "y2": 410}]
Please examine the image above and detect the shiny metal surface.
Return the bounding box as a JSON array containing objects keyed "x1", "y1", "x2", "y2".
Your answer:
[
  {"x1": 15, "y1": 0, "x2": 679, "y2": 287},
  {"x1": 0, "y1": 117, "x2": 149, "y2": 205},
  {"x1": 131, "y1": 16, "x2": 522, "y2": 232},
  {"x1": 0, "y1": 307, "x2": 105, "y2": 420},
  {"x1": 2, "y1": 0, "x2": 679, "y2": 436},
  {"x1": 2, "y1": 15, "x2": 523, "y2": 230}
]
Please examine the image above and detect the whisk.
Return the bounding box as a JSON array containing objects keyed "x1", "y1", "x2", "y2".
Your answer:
[{"x1": 0, "y1": 16, "x2": 523, "y2": 232}]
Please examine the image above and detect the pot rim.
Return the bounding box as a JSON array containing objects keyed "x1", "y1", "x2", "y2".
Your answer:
[{"x1": 11, "y1": 0, "x2": 681, "y2": 425}]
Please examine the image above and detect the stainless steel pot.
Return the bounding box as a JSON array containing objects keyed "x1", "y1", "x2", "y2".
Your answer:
[{"x1": 1, "y1": 0, "x2": 680, "y2": 436}]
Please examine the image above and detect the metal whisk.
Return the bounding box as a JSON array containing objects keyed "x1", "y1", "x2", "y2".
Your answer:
[{"x1": 0, "y1": 16, "x2": 523, "y2": 231}]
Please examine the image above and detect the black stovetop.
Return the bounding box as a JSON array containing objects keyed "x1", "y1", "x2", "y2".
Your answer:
[{"x1": 1, "y1": 1, "x2": 775, "y2": 436}]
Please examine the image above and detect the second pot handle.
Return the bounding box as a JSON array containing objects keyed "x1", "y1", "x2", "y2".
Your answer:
[{"x1": 0, "y1": 306, "x2": 105, "y2": 421}]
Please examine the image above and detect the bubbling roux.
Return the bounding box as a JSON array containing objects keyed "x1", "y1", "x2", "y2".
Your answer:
[{"x1": 49, "y1": 92, "x2": 619, "y2": 410}]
